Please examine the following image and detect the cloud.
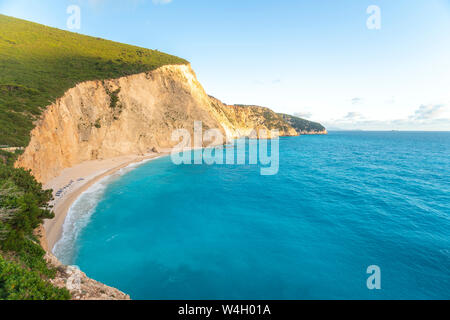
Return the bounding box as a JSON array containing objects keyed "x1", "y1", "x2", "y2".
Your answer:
[
  {"x1": 324, "y1": 104, "x2": 450, "y2": 131},
  {"x1": 351, "y1": 97, "x2": 363, "y2": 105},
  {"x1": 294, "y1": 112, "x2": 312, "y2": 119},
  {"x1": 410, "y1": 104, "x2": 447, "y2": 120},
  {"x1": 253, "y1": 79, "x2": 282, "y2": 85},
  {"x1": 343, "y1": 112, "x2": 364, "y2": 121},
  {"x1": 84, "y1": 0, "x2": 172, "y2": 6},
  {"x1": 152, "y1": 0, "x2": 173, "y2": 4}
]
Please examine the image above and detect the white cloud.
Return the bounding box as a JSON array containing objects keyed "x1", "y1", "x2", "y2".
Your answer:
[
  {"x1": 152, "y1": 0, "x2": 173, "y2": 4},
  {"x1": 410, "y1": 104, "x2": 447, "y2": 120},
  {"x1": 343, "y1": 112, "x2": 364, "y2": 121},
  {"x1": 82, "y1": 0, "x2": 172, "y2": 6},
  {"x1": 351, "y1": 97, "x2": 363, "y2": 105},
  {"x1": 324, "y1": 104, "x2": 450, "y2": 131}
]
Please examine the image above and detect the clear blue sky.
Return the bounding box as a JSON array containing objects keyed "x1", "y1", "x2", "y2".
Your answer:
[{"x1": 1, "y1": 0, "x2": 449, "y2": 130}]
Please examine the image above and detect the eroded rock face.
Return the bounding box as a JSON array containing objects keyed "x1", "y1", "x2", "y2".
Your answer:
[
  {"x1": 16, "y1": 64, "x2": 298, "y2": 183},
  {"x1": 45, "y1": 253, "x2": 130, "y2": 300}
]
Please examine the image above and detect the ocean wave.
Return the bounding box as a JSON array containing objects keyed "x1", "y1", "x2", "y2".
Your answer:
[
  {"x1": 52, "y1": 156, "x2": 164, "y2": 265},
  {"x1": 117, "y1": 156, "x2": 162, "y2": 175},
  {"x1": 52, "y1": 175, "x2": 112, "y2": 265}
]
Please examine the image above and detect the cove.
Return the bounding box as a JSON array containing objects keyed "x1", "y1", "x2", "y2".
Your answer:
[{"x1": 57, "y1": 132, "x2": 450, "y2": 300}]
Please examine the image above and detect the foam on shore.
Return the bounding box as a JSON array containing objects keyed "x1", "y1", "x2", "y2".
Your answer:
[
  {"x1": 51, "y1": 155, "x2": 167, "y2": 264},
  {"x1": 53, "y1": 176, "x2": 111, "y2": 264}
]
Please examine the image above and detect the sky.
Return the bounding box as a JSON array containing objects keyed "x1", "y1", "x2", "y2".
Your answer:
[{"x1": 1, "y1": 0, "x2": 449, "y2": 130}]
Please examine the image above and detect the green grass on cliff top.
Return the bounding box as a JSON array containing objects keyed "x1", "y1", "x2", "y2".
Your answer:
[{"x1": 0, "y1": 14, "x2": 188, "y2": 147}]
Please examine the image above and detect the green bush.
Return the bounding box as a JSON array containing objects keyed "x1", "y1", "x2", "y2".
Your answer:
[
  {"x1": 278, "y1": 113, "x2": 326, "y2": 132},
  {"x1": 107, "y1": 88, "x2": 121, "y2": 109},
  {"x1": 0, "y1": 163, "x2": 67, "y2": 299},
  {"x1": 94, "y1": 119, "x2": 102, "y2": 129},
  {"x1": 0, "y1": 256, "x2": 70, "y2": 300}
]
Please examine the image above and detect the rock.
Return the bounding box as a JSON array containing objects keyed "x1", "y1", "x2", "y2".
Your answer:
[
  {"x1": 45, "y1": 253, "x2": 130, "y2": 300},
  {"x1": 151, "y1": 146, "x2": 160, "y2": 153},
  {"x1": 15, "y1": 65, "x2": 300, "y2": 184},
  {"x1": 34, "y1": 225, "x2": 48, "y2": 251}
]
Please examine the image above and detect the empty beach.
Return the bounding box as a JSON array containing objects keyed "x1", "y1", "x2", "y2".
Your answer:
[{"x1": 43, "y1": 152, "x2": 169, "y2": 251}]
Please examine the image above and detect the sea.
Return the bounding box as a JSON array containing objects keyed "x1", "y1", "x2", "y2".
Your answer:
[{"x1": 53, "y1": 131, "x2": 450, "y2": 300}]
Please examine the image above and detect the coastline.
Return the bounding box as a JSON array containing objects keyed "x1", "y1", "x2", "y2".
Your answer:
[
  {"x1": 42, "y1": 144, "x2": 221, "y2": 253},
  {"x1": 43, "y1": 151, "x2": 170, "y2": 252},
  {"x1": 41, "y1": 136, "x2": 324, "y2": 253}
]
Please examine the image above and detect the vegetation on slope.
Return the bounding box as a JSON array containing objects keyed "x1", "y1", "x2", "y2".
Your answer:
[
  {"x1": 0, "y1": 255, "x2": 69, "y2": 300},
  {"x1": 230, "y1": 103, "x2": 327, "y2": 134},
  {"x1": 0, "y1": 14, "x2": 188, "y2": 300},
  {"x1": 0, "y1": 150, "x2": 70, "y2": 300},
  {"x1": 232, "y1": 104, "x2": 296, "y2": 132},
  {"x1": 279, "y1": 113, "x2": 326, "y2": 133},
  {"x1": 0, "y1": 14, "x2": 188, "y2": 147}
]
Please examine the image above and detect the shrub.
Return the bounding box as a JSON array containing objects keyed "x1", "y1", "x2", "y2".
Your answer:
[
  {"x1": 0, "y1": 256, "x2": 70, "y2": 300},
  {"x1": 0, "y1": 163, "x2": 68, "y2": 299}
]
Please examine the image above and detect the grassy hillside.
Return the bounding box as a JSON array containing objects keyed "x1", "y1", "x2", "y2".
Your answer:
[
  {"x1": 0, "y1": 14, "x2": 188, "y2": 147},
  {"x1": 0, "y1": 14, "x2": 188, "y2": 300},
  {"x1": 279, "y1": 113, "x2": 326, "y2": 133}
]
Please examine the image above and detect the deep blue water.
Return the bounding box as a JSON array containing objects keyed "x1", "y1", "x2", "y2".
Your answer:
[{"x1": 55, "y1": 132, "x2": 450, "y2": 299}]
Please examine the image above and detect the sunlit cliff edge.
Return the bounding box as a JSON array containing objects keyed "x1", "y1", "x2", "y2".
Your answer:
[{"x1": 15, "y1": 64, "x2": 325, "y2": 184}]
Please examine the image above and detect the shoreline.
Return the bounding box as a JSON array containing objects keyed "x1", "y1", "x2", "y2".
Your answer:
[
  {"x1": 42, "y1": 139, "x2": 287, "y2": 253},
  {"x1": 44, "y1": 152, "x2": 170, "y2": 252}
]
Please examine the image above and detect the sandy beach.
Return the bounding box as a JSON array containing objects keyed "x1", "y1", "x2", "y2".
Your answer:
[{"x1": 43, "y1": 151, "x2": 170, "y2": 251}]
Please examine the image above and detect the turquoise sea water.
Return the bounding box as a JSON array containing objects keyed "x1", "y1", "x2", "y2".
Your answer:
[{"x1": 55, "y1": 132, "x2": 450, "y2": 299}]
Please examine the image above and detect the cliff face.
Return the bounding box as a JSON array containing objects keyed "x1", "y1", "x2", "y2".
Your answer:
[
  {"x1": 16, "y1": 64, "x2": 298, "y2": 183},
  {"x1": 45, "y1": 253, "x2": 130, "y2": 300},
  {"x1": 279, "y1": 113, "x2": 328, "y2": 135},
  {"x1": 210, "y1": 98, "x2": 298, "y2": 139}
]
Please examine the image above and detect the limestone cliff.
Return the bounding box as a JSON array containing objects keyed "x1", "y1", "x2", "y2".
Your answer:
[
  {"x1": 16, "y1": 64, "x2": 299, "y2": 183},
  {"x1": 209, "y1": 98, "x2": 298, "y2": 139},
  {"x1": 279, "y1": 113, "x2": 328, "y2": 135}
]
